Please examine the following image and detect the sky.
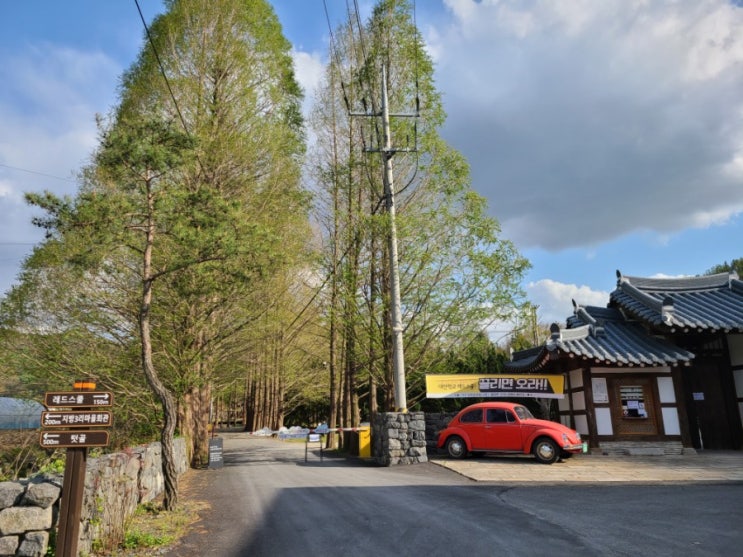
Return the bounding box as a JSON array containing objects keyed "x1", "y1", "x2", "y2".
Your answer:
[{"x1": 1, "y1": 0, "x2": 743, "y2": 331}]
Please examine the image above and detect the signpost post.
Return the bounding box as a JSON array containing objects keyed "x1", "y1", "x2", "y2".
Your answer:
[{"x1": 41, "y1": 381, "x2": 112, "y2": 557}]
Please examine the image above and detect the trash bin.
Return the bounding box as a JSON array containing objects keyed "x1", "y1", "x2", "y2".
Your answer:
[
  {"x1": 342, "y1": 428, "x2": 371, "y2": 457},
  {"x1": 358, "y1": 427, "x2": 371, "y2": 458}
]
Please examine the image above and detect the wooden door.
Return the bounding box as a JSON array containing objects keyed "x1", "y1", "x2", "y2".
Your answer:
[
  {"x1": 609, "y1": 377, "x2": 659, "y2": 436},
  {"x1": 685, "y1": 360, "x2": 734, "y2": 450}
]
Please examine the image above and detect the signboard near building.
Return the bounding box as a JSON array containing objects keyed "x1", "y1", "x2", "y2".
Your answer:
[{"x1": 425, "y1": 374, "x2": 564, "y2": 399}]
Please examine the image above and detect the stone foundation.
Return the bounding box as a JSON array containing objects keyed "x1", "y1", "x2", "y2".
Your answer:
[
  {"x1": 598, "y1": 440, "x2": 685, "y2": 456},
  {"x1": 371, "y1": 412, "x2": 428, "y2": 466}
]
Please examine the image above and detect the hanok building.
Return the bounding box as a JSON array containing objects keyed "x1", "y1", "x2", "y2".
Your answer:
[{"x1": 507, "y1": 271, "x2": 743, "y2": 454}]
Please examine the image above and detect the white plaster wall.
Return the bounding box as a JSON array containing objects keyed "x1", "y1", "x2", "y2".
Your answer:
[
  {"x1": 570, "y1": 369, "x2": 583, "y2": 388},
  {"x1": 558, "y1": 396, "x2": 570, "y2": 412},
  {"x1": 574, "y1": 414, "x2": 588, "y2": 436},
  {"x1": 572, "y1": 390, "x2": 586, "y2": 411},
  {"x1": 595, "y1": 407, "x2": 613, "y2": 435},
  {"x1": 728, "y1": 334, "x2": 743, "y2": 366},
  {"x1": 661, "y1": 407, "x2": 681, "y2": 435},
  {"x1": 657, "y1": 376, "x2": 676, "y2": 403}
]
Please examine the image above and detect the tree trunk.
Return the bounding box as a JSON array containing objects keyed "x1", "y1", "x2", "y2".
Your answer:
[
  {"x1": 139, "y1": 177, "x2": 178, "y2": 510},
  {"x1": 183, "y1": 384, "x2": 211, "y2": 467}
]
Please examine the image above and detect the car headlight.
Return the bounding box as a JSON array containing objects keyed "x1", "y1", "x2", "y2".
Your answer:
[{"x1": 562, "y1": 432, "x2": 580, "y2": 445}]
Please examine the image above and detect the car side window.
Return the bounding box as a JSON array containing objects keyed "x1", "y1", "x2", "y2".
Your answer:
[
  {"x1": 460, "y1": 409, "x2": 483, "y2": 423},
  {"x1": 487, "y1": 409, "x2": 508, "y2": 423}
]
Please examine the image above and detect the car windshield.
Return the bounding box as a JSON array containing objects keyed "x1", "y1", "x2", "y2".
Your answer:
[{"x1": 514, "y1": 405, "x2": 535, "y2": 420}]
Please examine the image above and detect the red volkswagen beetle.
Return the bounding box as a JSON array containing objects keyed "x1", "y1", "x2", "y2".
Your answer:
[{"x1": 436, "y1": 401, "x2": 583, "y2": 464}]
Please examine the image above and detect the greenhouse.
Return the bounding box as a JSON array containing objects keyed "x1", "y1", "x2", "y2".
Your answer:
[{"x1": 0, "y1": 397, "x2": 43, "y2": 429}]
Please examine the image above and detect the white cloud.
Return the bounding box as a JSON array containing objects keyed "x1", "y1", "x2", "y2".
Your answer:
[
  {"x1": 527, "y1": 279, "x2": 610, "y2": 325},
  {"x1": 0, "y1": 180, "x2": 15, "y2": 199},
  {"x1": 429, "y1": 0, "x2": 743, "y2": 251},
  {"x1": 291, "y1": 49, "x2": 326, "y2": 116},
  {"x1": 0, "y1": 42, "x2": 121, "y2": 294}
]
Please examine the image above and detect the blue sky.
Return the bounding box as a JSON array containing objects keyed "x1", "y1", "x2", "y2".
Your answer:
[{"x1": 1, "y1": 0, "x2": 743, "y2": 329}]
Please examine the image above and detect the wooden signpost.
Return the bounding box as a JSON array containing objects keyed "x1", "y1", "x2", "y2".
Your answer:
[
  {"x1": 41, "y1": 410, "x2": 113, "y2": 428},
  {"x1": 40, "y1": 381, "x2": 113, "y2": 557},
  {"x1": 40, "y1": 430, "x2": 110, "y2": 448}
]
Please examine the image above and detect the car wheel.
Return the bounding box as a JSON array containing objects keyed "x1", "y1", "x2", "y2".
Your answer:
[
  {"x1": 533, "y1": 437, "x2": 559, "y2": 464},
  {"x1": 446, "y1": 435, "x2": 468, "y2": 459}
]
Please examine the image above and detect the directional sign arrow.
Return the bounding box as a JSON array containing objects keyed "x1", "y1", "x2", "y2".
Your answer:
[
  {"x1": 41, "y1": 411, "x2": 113, "y2": 428},
  {"x1": 44, "y1": 391, "x2": 114, "y2": 408},
  {"x1": 39, "y1": 430, "x2": 110, "y2": 448}
]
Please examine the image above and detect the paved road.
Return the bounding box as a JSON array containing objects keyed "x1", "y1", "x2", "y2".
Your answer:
[{"x1": 168, "y1": 433, "x2": 743, "y2": 557}]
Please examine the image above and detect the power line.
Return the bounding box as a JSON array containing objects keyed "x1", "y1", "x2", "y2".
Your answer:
[
  {"x1": 0, "y1": 163, "x2": 75, "y2": 182},
  {"x1": 133, "y1": 0, "x2": 191, "y2": 136},
  {"x1": 323, "y1": 0, "x2": 352, "y2": 113}
]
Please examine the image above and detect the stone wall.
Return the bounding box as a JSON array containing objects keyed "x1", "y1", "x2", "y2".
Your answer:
[
  {"x1": 424, "y1": 412, "x2": 456, "y2": 454},
  {"x1": 0, "y1": 438, "x2": 187, "y2": 556},
  {"x1": 371, "y1": 412, "x2": 428, "y2": 466}
]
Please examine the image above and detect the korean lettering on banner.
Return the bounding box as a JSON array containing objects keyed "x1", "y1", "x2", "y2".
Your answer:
[{"x1": 479, "y1": 376, "x2": 551, "y2": 392}]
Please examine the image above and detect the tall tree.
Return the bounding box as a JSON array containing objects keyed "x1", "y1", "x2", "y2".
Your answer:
[
  {"x1": 26, "y1": 117, "x2": 197, "y2": 509},
  {"x1": 3, "y1": 0, "x2": 311, "y2": 508},
  {"x1": 110, "y1": 0, "x2": 309, "y2": 466},
  {"x1": 310, "y1": 0, "x2": 529, "y2": 423},
  {"x1": 706, "y1": 258, "x2": 743, "y2": 277}
]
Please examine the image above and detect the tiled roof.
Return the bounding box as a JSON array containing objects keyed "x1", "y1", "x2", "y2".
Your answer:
[
  {"x1": 506, "y1": 303, "x2": 694, "y2": 372},
  {"x1": 610, "y1": 270, "x2": 743, "y2": 333}
]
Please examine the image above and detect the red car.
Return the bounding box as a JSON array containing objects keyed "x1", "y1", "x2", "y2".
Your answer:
[{"x1": 436, "y1": 401, "x2": 583, "y2": 464}]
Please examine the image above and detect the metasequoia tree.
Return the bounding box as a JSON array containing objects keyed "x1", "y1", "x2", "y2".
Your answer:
[
  {"x1": 109, "y1": 0, "x2": 309, "y2": 465},
  {"x1": 310, "y1": 0, "x2": 529, "y2": 429},
  {"x1": 3, "y1": 0, "x2": 311, "y2": 506}
]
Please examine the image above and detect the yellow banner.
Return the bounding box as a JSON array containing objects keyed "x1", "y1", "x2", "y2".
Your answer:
[{"x1": 425, "y1": 374, "x2": 564, "y2": 399}]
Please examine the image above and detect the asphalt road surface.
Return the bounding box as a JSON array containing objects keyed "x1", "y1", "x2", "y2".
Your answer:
[{"x1": 168, "y1": 434, "x2": 743, "y2": 557}]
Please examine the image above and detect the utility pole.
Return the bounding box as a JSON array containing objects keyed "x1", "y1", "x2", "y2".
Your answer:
[
  {"x1": 381, "y1": 65, "x2": 407, "y2": 412},
  {"x1": 351, "y1": 65, "x2": 417, "y2": 412}
]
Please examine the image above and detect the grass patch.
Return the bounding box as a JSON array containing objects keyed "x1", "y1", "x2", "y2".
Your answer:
[
  {"x1": 95, "y1": 497, "x2": 208, "y2": 556},
  {"x1": 122, "y1": 530, "x2": 173, "y2": 550}
]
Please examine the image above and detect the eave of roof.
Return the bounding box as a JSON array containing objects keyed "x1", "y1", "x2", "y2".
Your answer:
[
  {"x1": 611, "y1": 270, "x2": 743, "y2": 333},
  {"x1": 506, "y1": 303, "x2": 695, "y2": 373}
]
